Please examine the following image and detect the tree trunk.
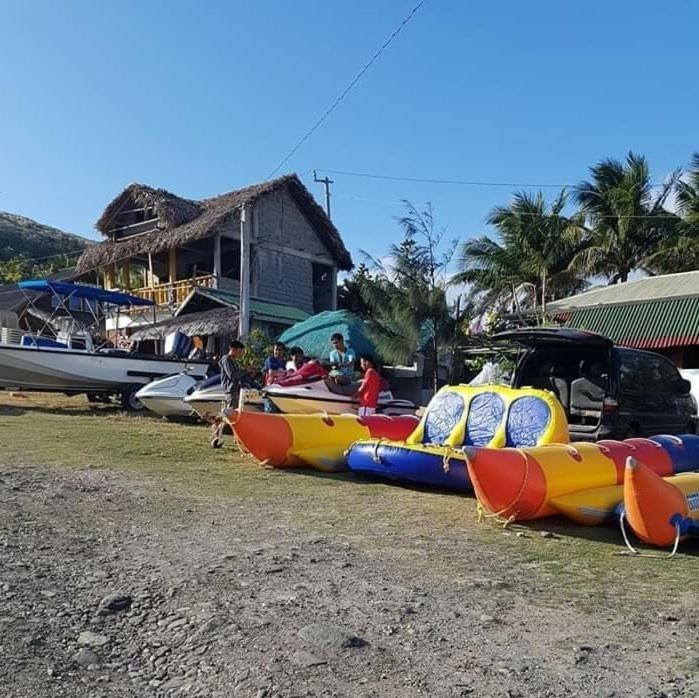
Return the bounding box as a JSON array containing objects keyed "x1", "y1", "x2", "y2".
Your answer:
[
  {"x1": 432, "y1": 327, "x2": 439, "y2": 395},
  {"x1": 541, "y1": 268, "x2": 547, "y2": 317}
]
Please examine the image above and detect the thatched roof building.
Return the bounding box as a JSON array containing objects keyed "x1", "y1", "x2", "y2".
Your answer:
[{"x1": 77, "y1": 174, "x2": 352, "y2": 273}]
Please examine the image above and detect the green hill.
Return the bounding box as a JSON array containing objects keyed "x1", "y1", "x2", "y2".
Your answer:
[{"x1": 0, "y1": 210, "x2": 91, "y2": 263}]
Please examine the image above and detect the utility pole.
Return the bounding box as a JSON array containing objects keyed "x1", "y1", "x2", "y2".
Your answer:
[{"x1": 313, "y1": 170, "x2": 333, "y2": 219}]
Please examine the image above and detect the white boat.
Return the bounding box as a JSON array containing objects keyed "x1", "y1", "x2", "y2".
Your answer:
[
  {"x1": 0, "y1": 280, "x2": 209, "y2": 410},
  {"x1": 135, "y1": 372, "x2": 201, "y2": 418}
]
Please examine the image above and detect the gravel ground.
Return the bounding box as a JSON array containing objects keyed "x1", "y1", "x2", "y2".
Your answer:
[{"x1": 1, "y1": 462, "x2": 698, "y2": 698}]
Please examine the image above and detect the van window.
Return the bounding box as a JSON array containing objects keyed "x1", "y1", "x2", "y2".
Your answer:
[
  {"x1": 620, "y1": 352, "x2": 680, "y2": 395},
  {"x1": 650, "y1": 356, "x2": 681, "y2": 393},
  {"x1": 619, "y1": 354, "x2": 645, "y2": 393}
]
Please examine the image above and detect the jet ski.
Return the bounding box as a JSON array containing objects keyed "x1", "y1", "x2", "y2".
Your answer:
[
  {"x1": 183, "y1": 374, "x2": 264, "y2": 419},
  {"x1": 259, "y1": 361, "x2": 417, "y2": 416},
  {"x1": 135, "y1": 372, "x2": 200, "y2": 419}
]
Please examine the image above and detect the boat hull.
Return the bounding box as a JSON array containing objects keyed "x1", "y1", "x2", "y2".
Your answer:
[
  {"x1": 138, "y1": 396, "x2": 194, "y2": 418},
  {"x1": 0, "y1": 344, "x2": 208, "y2": 393}
]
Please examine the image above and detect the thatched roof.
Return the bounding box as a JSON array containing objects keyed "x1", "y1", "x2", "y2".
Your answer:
[
  {"x1": 77, "y1": 174, "x2": 352, "y2": 273},
  {"x1": 95, "y1": 184, "x2": 202, "y2": 235},
  {"x1": 129, "y1": 307, "x2": 240, "y2": 341}
]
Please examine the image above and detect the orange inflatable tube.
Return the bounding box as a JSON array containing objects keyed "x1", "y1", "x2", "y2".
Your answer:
[
  {"x1": 225, "y1": 409, "x2": 418, "y2": 472},
  {"x1": 623, "y1": 457, "x2": 699, "y2": 547},
  {"x1": 466, "y1": 438, "x2": 682, "y2": 521}
]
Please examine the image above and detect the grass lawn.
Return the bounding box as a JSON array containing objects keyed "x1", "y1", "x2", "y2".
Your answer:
[{"x1": 1, "y1": 391, "x2": 697, "y2": 614}]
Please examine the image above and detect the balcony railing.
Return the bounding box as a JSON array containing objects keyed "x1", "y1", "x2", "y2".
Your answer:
[{"x1": 131, "y1": 274, "x2": 216, "y2": 306}]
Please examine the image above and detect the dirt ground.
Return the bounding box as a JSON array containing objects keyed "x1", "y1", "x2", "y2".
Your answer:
[{"x1": 1, "y1": 394, "x2": 698, "y2": 697}]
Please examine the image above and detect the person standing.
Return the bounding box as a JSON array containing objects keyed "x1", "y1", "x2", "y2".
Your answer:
[
  {"x1": 356, "y1": 353, "x2": 381, "y2": 417},
  {"x1": 219, "y1": 340, "x2": 246, "y2": 408}
]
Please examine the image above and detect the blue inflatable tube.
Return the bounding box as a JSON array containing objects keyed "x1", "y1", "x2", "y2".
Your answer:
[
  {"x1": 648, "y1": 434, "x2": 699, "y2": 473},
  {"x1": 347, "y1": 441, "x2": 472, "y2": 492}
]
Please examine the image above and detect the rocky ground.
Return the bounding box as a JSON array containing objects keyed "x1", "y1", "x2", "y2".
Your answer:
[{"x1": 1, "y1": 461, "x2": 698, "y2": 698}]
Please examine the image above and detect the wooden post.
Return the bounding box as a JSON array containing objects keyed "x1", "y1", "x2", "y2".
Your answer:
[
  {"x1": 238, "y1": 205, "x2": 251, "y2": 339},
  {"x1": 213, "y1": 234, "x2": 222, "y2": 289},
  {"x1": 105, "y1": 264, "x2": 115, "y2": 289},
  {"x1": 148, "y1": 253, "x2": 154, "y2": 288},
  {"x1": 168, "y1": 247, "x2": 177, "y2": 284},
  {"x1": 331, "y1": 267, "x2": 338, "y2": 310}
]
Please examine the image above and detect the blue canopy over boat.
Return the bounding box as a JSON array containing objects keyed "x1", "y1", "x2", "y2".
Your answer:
[{"x1": 17, "y1": 280, "x2": 154, "y2": 307}]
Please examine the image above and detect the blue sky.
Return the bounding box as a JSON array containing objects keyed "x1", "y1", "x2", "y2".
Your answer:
[{"x1": 1, "y1": 0, "x2": 698, "y2": 272}]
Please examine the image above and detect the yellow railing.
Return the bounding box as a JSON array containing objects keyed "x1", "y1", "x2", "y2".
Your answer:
[{"x1": 131, "y1": 275, "x2": 216, "y2": 306}]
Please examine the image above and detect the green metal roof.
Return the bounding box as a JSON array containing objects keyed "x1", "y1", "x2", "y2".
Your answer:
[
  {"x1": 563, "y1": 296, "x2": 699, "y2": 350},
  {"x1": 189, "y1": 287, "x2": 310, "y2": 325}
]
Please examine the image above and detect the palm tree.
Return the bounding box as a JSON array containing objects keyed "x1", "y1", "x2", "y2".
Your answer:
[
  {"x1": 453, "y1": 190, "x2": 585, "y2": 314},
  {"x1": 572, "y1": 152, "x2": 680, "y2": 282},
  {"x1": 360, "y1": 202, "x2": 456, "y2": 391},
  {"x1": 645, "y1": 153, "x2": 699, "y2": 273}
]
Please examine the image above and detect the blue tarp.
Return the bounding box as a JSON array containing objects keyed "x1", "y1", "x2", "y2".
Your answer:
[{"x1": 17, "y1": 280, "x2": 154, "y2": 307}]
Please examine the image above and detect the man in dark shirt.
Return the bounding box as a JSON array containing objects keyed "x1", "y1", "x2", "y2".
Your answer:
[{"x1": 219, "y1": 340, "x2": 246, "y2": 408}]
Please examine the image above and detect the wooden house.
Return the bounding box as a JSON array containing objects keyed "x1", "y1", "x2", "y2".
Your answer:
[{"x1": 75, "y1": 174, "x2": 352, "y2": 339}]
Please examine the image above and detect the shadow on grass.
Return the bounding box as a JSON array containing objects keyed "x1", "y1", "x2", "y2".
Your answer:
[{"x1": 276, "y1": 467, "x2": 699, "y2": 556}]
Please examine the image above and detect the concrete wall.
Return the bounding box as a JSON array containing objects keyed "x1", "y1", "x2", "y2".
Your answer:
[{"x1": 251, "y1": 189, "x2": 337, "y2": 314}]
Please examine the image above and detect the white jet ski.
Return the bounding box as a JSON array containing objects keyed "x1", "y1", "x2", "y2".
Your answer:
[
  {"x1": 183, "y1": 375, "x2": 264, "y2": 419},
  {"x1": 259, "y1": 363, "x2": 417, "y2": 416},
  {"x1": 135, "y1": 372, "x2": 201, "y2": 419}
]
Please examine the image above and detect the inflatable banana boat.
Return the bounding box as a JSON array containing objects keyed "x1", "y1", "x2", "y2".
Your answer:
[
  {"x1": 225, "y1": 409, "x2": 419, "y2": 472},
  {"x1": 622, "y1": 457, "x2": 699, "y2": 547},
  {"x1": 346, "y1": 384, "x2": 568, "y2": 490},
  {"x1": 468, "y1": 434, "x2": 699, "y2": 521}
]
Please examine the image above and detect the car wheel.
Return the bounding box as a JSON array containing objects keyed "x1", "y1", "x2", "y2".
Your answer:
[{"x1": 120, "y1": 384, "x2": 145, "y2": 412}]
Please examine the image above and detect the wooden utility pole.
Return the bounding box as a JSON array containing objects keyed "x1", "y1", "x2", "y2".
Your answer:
[{"x1": 313, "y1": 170, "x2": 333, "y2": 219}]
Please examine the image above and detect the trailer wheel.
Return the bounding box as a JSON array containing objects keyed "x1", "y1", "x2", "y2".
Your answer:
[
  {"x1": 211, "y1": 436, "x2": 224, "y2": 449},
  {"x1": 120, "y1": 384, "x2": 145, "y2": 412}
]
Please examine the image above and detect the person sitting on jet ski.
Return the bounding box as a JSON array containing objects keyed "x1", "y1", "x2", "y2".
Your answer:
[
  {"x1": 329, "y1": 333, "x2": 356, "y2": 385},
  {"x1": 285, "y1": 346, "x2": 306, "y2": 372},
  {"x1": 263, "y1": 341, "x2": 287, "y2": 385}
]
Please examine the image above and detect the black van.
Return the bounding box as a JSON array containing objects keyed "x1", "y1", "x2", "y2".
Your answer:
[{"x1": 493, "y1": 328, "x2": 697, "y2": 442}]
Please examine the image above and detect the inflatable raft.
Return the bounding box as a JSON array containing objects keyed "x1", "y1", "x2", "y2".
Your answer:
[
  {"x1": 346, "y1": 384, "x2": 568, "y2": 490},
  {"x1": 467, "y1": 434, "x2": 699, "y2": 521},
  {"x1": 622, "y1": 457, "x2": 699, "y2": 547},
  {"x1": 225, "y1": 409, "x2": 418, "y2": 472}
]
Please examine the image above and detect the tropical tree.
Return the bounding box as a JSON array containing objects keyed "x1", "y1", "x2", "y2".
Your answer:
[
  {"x1": 361, "y1": 201, "x2": 456, "y2": 391},
  {"x1": 453, "y1": 190, "x2": 586, "y2": 314},
  {"x1": 645, "y1": 152, "x2": 699, "y2": 273},
  {"x1": 571, "y1": 151, "x2": 681, "y2": 282},
  {"x1": 337, "y1": 263, "x2": 375, "y2": 316}
]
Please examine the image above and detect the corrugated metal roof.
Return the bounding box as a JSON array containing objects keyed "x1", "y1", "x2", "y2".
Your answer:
[
  {"x1": 548, "y1": 271, "x2": 699, "y2": 312},
  {"x1": 564, "y1": 296, "x2": 699, "y2": 349},
  {"x1": 187, "y1": 287, "x2": 310, "y2": 324}
]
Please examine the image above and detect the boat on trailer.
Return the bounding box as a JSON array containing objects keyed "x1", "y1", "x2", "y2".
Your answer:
[{"x1": 0, "y1": 280, "x2": 209, "y2": 410}]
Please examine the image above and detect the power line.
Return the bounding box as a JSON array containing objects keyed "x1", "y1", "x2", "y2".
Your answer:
[
  {"x1": 334, "y1": 193, "x2": 680, "y2": 219},
  {"x1": 317, "y1": 168, "x2": 672, "y2": 190},
  {"x1": 267, "y1": 1, "x2": 426, "y2": 178}
]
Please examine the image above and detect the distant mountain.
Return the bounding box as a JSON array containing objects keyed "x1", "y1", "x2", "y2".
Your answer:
[{"x1": 0, "y1": 210, "x2": 91, "y2": 263}]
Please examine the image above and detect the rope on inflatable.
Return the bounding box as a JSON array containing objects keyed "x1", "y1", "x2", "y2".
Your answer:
[
  {"x1": 617, "y1": 511, "x2": 681, "y2": 559},
  {"x1": 473, "y1": 448, "x2": 530, "y2": 528},
  {"x1": 371, "y1": 439, "x2": 386, "y2": 464},
  {"x1": 441, "y1": 446, "x2": 456, "y2": 474}
]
